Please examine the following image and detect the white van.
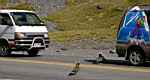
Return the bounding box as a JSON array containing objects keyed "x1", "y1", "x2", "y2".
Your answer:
[{"x1": 0, "y1": 9, "x2": 49, "y2": 56}]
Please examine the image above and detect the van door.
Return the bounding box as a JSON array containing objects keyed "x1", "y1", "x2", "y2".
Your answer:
[{"x1": 0, "y1": 13, "x2": 14, "y2": 40}]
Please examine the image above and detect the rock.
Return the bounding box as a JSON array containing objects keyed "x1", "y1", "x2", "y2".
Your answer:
[
  {"x1": 56, "y1": 50, "x2": 60, "y2": 52},
  {"x1": 96, "y1": 5, "x2": 103, "y2": 10},
  {"x1": 60, "y1": 47, "x2": 68, "y2": 51}
]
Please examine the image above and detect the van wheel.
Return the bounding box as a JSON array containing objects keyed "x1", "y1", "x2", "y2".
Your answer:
[
  {"x1": 0, "y1": 42, "x2": 11, "y2": 56},
  {"x1": 27, "y1": 49, "x2": 39, "y2": 57},
  {"x1": 129, "y1": 49, "x2": 145, "y2": 66}
]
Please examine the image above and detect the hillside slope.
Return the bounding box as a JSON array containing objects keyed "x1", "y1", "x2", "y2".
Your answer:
[
  {"x1": 0, "y1": 0, "x2": 66, "y2": 16},
  {"x1": 48, "y1": 0, "x2": 150, "y2": 43}
]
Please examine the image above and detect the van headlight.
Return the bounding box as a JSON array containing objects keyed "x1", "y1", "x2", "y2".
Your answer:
[
  {"x1": 19, "y1": 33, "x2": 25, "y2": 38},
  {"x1": 44, "y1": 34, "x2": 48, "y2": 38},
  {"x1": 16, "y1": 32, "x2": 25, "y2": 39}
]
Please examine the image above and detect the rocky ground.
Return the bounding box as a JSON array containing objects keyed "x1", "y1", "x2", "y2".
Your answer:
[
  {"x1": 8, "y1": 0, "x2": 66, "y2": 16},
  {"x1": 49, "y1": 40, "x2": 115, "y2": 53}
]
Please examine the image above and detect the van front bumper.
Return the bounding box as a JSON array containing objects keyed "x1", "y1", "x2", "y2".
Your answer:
[{"x1": 15, "y1": 37, "x2": 49, "y2": 50}]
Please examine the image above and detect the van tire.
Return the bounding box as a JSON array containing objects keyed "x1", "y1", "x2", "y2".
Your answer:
[
  {"x1": 0, "y1": 41, "x2": 11, "y2": 56},
  {"x1": 128, "y1": 49, "x2": 145, "y2": 66},
  {"x1": 27, "y1": 49, "x2": 39, "y2": 57}
]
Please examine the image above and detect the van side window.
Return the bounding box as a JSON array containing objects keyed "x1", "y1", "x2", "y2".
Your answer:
[
  {"x1": 0, "y1": 13, "x2": 12, "y2": 25},
  {"x1": 124, "y1": 11, "x2": 138, "y2": 28}
]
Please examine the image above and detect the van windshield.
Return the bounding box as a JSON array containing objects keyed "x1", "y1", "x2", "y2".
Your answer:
[
  {"x1": 145, "y1": 10, "x2": 150, "y2": 26},
  {"x1": 11, "y1": 12, "x2": 44, "y2": 26}
]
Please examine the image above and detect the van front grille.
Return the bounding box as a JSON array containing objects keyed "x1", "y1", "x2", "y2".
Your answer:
[
  {"x1": 15, "y1": 36, "x2": 49, "y2": 48},
  {"x1": 27, "y1": 35, "x2": 44, "y2": 38}
]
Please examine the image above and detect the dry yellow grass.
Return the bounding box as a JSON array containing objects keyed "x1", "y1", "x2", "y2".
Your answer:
[{"x1": 47, "y1": 0, "x2": 150, "y2": 43}]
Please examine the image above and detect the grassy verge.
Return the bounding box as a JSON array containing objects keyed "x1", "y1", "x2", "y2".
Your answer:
[{"x1": 49, "y1": 28, "x2": 116, "y2": 43}]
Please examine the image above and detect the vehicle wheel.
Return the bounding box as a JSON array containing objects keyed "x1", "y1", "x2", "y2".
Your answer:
[
  {"x1": 27, "y1": 49, "x2": 39, "y2": 57},
  {"x1": 0, "y1": 42, "x2": 11, "y2": 56},
  {"x1": 129, "y1": 49, "x2": 145, "y2": 66}
]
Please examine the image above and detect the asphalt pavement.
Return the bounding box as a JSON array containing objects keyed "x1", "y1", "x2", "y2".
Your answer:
[{"x1": 0, "y1": 48, "x2": 149, "y2": 80}]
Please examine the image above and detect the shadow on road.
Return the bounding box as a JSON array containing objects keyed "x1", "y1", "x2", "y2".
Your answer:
[
  {"x1": 1, "y1": 54, "x2": 41, "y2": 58},
  {"x1": 84, "y1": 59, "x2": 150, "y2": 67}
]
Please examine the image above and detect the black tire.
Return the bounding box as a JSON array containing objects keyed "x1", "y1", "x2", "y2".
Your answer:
[
  {"x1": 0, "y1": 42, "x2": 11, "y2": 56},
  {"x1": 128, "y1": 49, "x2": 145, "y2": 66},
  {"x1": 27, "y1": 49, "x2": 39, "y2": 57}
]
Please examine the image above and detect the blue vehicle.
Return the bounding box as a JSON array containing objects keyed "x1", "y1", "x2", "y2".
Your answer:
[{"x1": 98, "y1": 5, "x2": 150, "y2": 66}]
